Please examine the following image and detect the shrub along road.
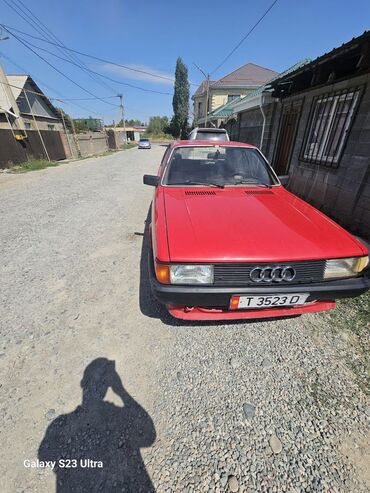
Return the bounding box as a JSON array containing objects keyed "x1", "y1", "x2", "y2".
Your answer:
[{"x1": 0, "y1": 146, "x2": 368, "y2": 492}]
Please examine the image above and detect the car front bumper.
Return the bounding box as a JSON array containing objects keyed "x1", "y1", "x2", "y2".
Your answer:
[{"x1": 149, "y1": 257, "x2": 370, "y2": 320}]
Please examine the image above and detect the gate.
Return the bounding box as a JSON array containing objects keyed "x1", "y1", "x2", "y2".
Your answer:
[{"x1": 272, "y1": 100, "x2": 302, "y2": 175}]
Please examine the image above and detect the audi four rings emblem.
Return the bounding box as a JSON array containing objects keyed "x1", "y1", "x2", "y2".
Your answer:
[{"x1": 250, "y1": 266, "x2": 296, "y2": 283}]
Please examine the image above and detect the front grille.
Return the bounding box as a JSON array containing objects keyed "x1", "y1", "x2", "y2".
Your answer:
[{"x1": 214, "y1": 260, "x2": 325, "y2": 286}]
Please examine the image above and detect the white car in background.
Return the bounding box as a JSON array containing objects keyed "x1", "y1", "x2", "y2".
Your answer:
[
  {"x1": 138, "y1": 138, "x2": 151, "y2": 149},
  {"x1": 188, "y1": 127, "x2": 230, "y2": 141}
]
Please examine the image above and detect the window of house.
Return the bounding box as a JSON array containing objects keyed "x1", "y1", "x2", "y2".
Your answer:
[
  {"x1": 227, "y1": 95, "x2": 240, "y2": 103},
  {"x1": 198, "y1": 101, "x2": 203, "y2": 117},
  {"x1": 300, "y1": 88, "x2": 361, "y2": 168},
  {"x1": 48, "y1": 124, "x2": 55, "y2": 131}
]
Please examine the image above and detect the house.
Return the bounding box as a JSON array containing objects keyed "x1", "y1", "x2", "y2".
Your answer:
[
  {"x1": 112, "y1": 125, "x2": 147, "y2": 142},
  {"x1": 0, "y1": 73, "x2": 68, "y2": 166},
  {"x1": 192, "y1": 63, "x2": 278, "y2": 128},
  {"x1": 0, "y1": 74, "x2": 64, "y2": 132},
  {"x1": 218, "y1": 60, "x2": 311, "y2": 149},
  {"x1": 224, "y1": 31, "x2": 370, "y2": 240}
]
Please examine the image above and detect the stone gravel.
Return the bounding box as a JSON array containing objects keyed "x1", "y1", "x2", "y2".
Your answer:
[
  {"x1": 0, "y1": 146, "x2": 369, "y2": 492},
  {"x1": 145, "y1": 313, "x2": 369, "y2": 492}
]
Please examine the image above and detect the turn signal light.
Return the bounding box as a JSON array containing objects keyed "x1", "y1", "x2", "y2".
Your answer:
[
  {"x1": 155, "y1": 262, "x2": 170, "y2": 284},
  {"x1": 230, "y1": 296, "x2": 240, "y2": 310},
  {"x1": 355, "y1": 256, "x2": 369, "y2": 272}
]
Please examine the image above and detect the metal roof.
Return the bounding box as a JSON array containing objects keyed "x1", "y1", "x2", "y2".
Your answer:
[
  {"x1": 0, "y1": 75, "x2": 27, "y2": 112},
  {"x1": 193, "y1": 63, "x2": 278, "y2": 98},
  {"x1": 0, "y1": 74, "x2": 61, "y2": 120},
  {"x1": 270, "y1": 31, "x2": 370, "y2": 86}
]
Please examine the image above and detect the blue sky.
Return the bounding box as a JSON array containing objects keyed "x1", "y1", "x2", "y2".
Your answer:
[{"x1": 1, "y1": 0, "x2": 369, "y2": 123}]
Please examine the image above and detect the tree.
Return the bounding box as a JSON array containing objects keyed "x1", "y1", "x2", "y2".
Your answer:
[
  {"x1": 116, "y1": 118, "x2": 145, "y2": 127},
  {"x1": 146, "y1": 116, "x2": 170, "y2": 135},
  {"x1": 171, "y1": 57, "x2": 190, "y2": 139},
  {"x1": 72, "y1": 117, "x2": 103, "y2": 133}
]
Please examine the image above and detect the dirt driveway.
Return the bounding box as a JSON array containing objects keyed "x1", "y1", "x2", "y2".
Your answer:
[{"x1": 0, "y1": 146, "x2": 368, "y2": 492}]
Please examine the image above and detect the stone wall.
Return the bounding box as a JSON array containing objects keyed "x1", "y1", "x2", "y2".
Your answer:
[
  {"x1": 75, "y1": 132, "x2": 108, "y2": 157},
  {"x1": 285, "y1": 73, "x2": 370, "y2": 239}
]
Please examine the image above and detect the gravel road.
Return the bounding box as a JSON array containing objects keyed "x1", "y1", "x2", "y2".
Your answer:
[{"x1": 0, "y1": 146, "x2": 369, "y2": 492}]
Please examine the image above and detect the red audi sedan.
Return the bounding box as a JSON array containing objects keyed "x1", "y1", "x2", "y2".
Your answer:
[{"x1": 143, "y1": 141, "x2": 370, "y2": 321}]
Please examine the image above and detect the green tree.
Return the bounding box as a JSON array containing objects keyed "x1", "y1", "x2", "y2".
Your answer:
[
  {"x1": 116, "y1": 118, "x2": 145, "y2": 127},
  {"x1": 171, "y1": 57, "x2": 190, "y2": 139},
  {"x1": 146, "y1": 116, "x2": 170, "y2": 135},
  {"x1": 73, "y1": 117, "x2": 103, "y2": 133}
]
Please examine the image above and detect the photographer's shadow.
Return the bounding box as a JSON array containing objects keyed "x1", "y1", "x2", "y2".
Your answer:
[{"x1": 38, "y1": 358, "x2": 156, "y2": 492}]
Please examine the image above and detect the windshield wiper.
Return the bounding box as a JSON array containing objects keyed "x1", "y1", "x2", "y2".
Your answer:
[
  {"x1": 233, "y1": 179, "x2": 272, "y2": 188},
  {"x1": 174, "y1": 180, "x2": 224, "y2": 188}
]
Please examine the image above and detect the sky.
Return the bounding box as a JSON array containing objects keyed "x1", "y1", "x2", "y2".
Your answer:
[{"x1": 0, "y1": 0, "x2": 369, "y2": 124}]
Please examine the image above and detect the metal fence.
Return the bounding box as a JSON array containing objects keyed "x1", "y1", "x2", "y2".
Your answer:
[
  {"x1": 0, "y1": 129, "x2": 66, "y2": 168},
  {"x1": 299, "y1": 86, "x2": 363, "y2": 168}
]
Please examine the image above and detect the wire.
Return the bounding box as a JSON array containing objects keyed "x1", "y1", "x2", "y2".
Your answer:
[
  {"x1": 0, "y1": 79, "x2": 120, "y2": 105},
  {"x1": 1, "y1": 24, "x2": 200, "y2": 87},
  {"x1": 4, "y1": 0, "x2": 118, "y2": 96},
  {"x1": 12, "y1": 35, "x2": 172, "y2": 95},
  {"x1": 15, "y1": 0, "x2": 117, "y2": 95},
  {"x1": 0, "y1": 52, "x2": 114, "y2": 116},
  {"x1": 211, "y1": 0, "x2": 279, "y2": 75},
  {"x1": 1, "y1": 25, "x2": 118, "y2": 108}
]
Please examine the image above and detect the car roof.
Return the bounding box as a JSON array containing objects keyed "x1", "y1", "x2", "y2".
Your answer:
[
  {"x1": 171, "y1": 140, "x2": 257, "y2": 149},
  {"x1": 194, "y1": 128, "x2": 227, "y2": 133}
]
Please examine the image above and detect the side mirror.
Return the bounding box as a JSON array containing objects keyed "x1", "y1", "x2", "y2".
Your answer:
[
  {"x1": 278, "y1": 175, "x2": 289, "y2": 186},
  {"x1": 143, "y1": 174, "x2": 160, "y2": 186}
]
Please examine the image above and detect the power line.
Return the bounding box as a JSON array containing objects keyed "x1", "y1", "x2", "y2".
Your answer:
[
  {"x1": 0, "y1": 79, "x2": 120, "y2": 105},
  {"x1": 0, "y1": 51, "x2": 110, "y2": 116},
  {"x1": 13, "y1": 35, "x2": 172, "y2": 95},
  {"x1": 3, "y1": 0, "x2": 118, "y2": 96},
  {"x1": 211, "y1": 0, "x2": 279, "y2": 75},
  {"x1": 15, "y1": 0, "x2": 117, "y2": 95},
  {"x1": 1, "y1": 24, "x2": 200, "y2": 87},
  {"x1": 0, "y1": 25, "x2": 118, "y2": 108}
]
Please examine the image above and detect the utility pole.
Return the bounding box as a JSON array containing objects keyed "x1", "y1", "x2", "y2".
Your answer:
[
  {"x1": 0, "y1": 30, "x2": 26, "y2": 133},
  {"x1": 118, "y1": 94, "x2": 126, "y2": 142},
  {"x1": 194, "y1": 63, "x2": 210, "y2": 127},
  {"x1": 24, "y1": 90, "x2": 50, "y2": 161}
]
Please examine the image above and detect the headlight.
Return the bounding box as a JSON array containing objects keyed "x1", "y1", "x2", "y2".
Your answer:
[
  {"x1": 170, "y1": 264, "x2": 214, "y2": 284},
  {"x1": 324, "y1": 256, "x2": 369, "y2": 279}
]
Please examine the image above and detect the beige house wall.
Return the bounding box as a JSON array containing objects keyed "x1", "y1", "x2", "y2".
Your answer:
[
  {"x1": 193, "y1": 94, "x2": 207, "y2": 121},
  {"x1": 193, "y1": 87, "x2": 257, "y2": 125},
  {"x1": 0, "y1": 116, "x2": 64, "y2": 131}
]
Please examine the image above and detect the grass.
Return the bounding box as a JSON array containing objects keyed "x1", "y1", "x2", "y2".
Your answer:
[
  {"x1": 324, "y1": 291, "x2": 370, "y2": 393},
  {"x1": 143, "y1": 132, "x2": 174, "y2": 141},
  {"x1": 122, "y1": 142, "x2": 137, "y2": 149},
  {"x1": 9, "y1": 144, "x2": 137, "y2": 173},
  {"x1": 10, "y1": 159, "x2": 59, "y2": 173}
]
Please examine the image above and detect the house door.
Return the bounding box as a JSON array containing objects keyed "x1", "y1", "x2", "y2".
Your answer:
[{"x1": 273, "y1": 102, "x2": 302, "y2": 176}]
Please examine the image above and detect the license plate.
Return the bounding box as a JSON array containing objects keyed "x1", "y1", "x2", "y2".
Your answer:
[{"x1": 230, "y1": 293, "x2": 309, "y2": 309}]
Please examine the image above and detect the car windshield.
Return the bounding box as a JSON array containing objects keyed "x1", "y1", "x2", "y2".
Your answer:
[
  {"x1": 163, "y1": 146, "x2": 277, "y2": 187},
  {"x1": 140, "y1": 139, "x2": 149, "y2": 142}
]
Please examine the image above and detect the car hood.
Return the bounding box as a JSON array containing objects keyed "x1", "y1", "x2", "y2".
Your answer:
[{"x1": 163, "y1": 187, "x2": 365, "y2": 262}]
